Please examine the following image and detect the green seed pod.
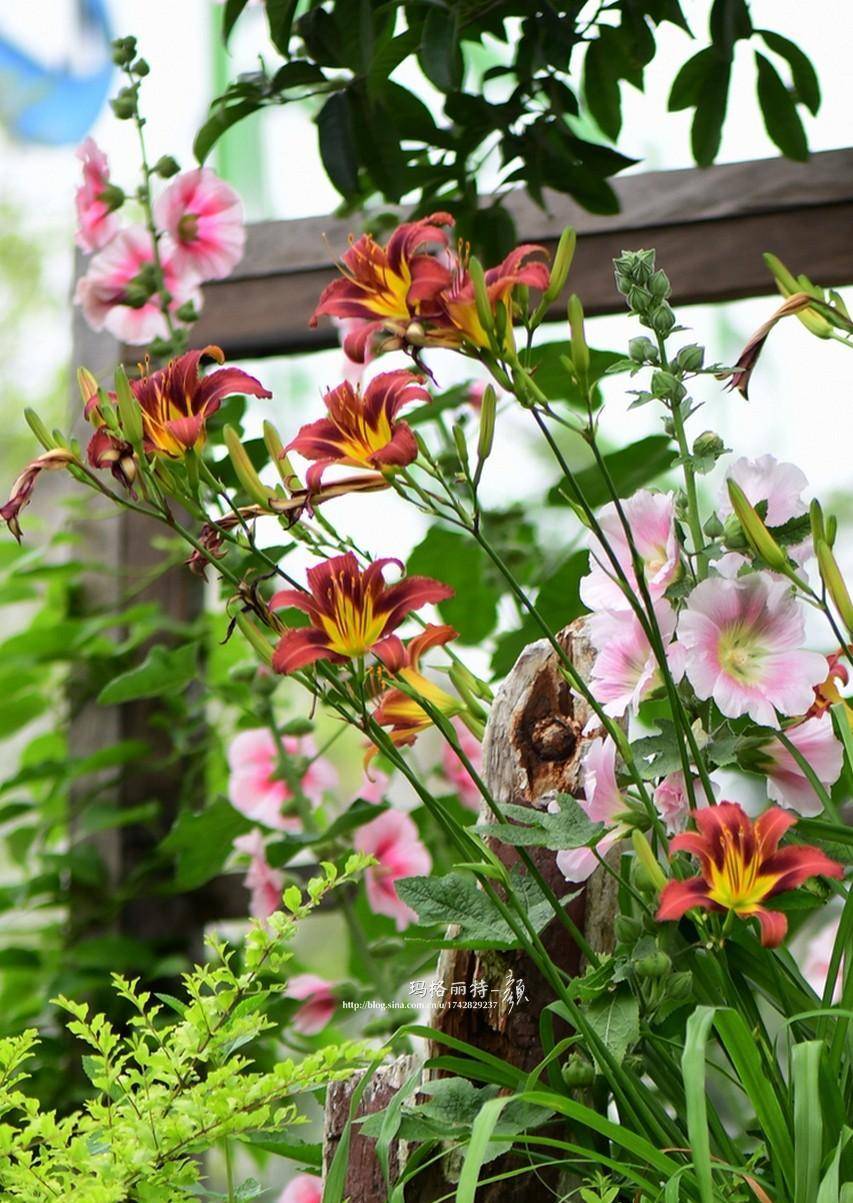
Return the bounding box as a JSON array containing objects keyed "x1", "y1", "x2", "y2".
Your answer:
[{"x1": 634, "y1": 950, "x2": 672, "y2": 979}]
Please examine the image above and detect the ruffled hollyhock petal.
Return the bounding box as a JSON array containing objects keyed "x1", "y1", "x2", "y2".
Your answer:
[
  {"x1": 761, "y1": 717, "x2": 843, "y2": 816},
  {"x1": 581, "y1": 489, "x2": 680, "y2": 612},
  {"x1": 75, "y1": 136, "x2": 119, "y2": 252},
  {"x1": 355, "y1": 809, "x2": 432, "y2": 930},
  {"x1": 278, "y1": 1175, "x2": 323, "y2": 1203},
  {"x1": 718, "y1": 454, "x2": 808, "y2": 529},
  {"x1": 287, "y1": 973, "x2": 336, "y2": 1035},
  {"x1": 155, "y1": 167, "x2": 245, "y2": 281}
]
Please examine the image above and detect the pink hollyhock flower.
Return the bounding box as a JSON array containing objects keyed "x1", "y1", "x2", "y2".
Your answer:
[
  {"x1": 674, "y1": 574, "x2": 827, "y2": 727},
  {"x1": 75, "y1": 137, "x2": 119, "y2": 252},
  {"x1": 580, "y1": 490, "x2": 680, "y2": 612},
  {"x1": 154, "y1": 168, "x2": 245, "y2": 281},
  {"x1": 653, "y1": 772, "x2": 714, "y2": 834},
  {"x1": 357, "y1": 769, "x2": 390, "y2": 803},
  {"x1": 287, "y1": 973, "x2": 336, "y2": 1035},
  {"x1": 555, "y1": 738, "x2": 627, "y2": 883},
  {"x1": 441, "y1": 717, "x2": 483, "y2": 810},
  {"x1": 354, "y1": 809, "x2": 431, "y2": 930},
  {"x1": 587, "y1": 601, "x2": 677, "y2": 716},
  {"x1": 278, "y1": 1175, "x2": 323, "y2": 1203},
  {"x1": 758, "y1": 717, "x2": 843, "y2": 816},
  {"x1": 233, "y1": 830, "x2": 284, "y2": 920},
  {"x1": 799, "y1": 916, "x2": 842, "y2": 1000},
  {"x1": 74, "y1": 225, "x2": 201, "y2": 345},
  {"x1": 718, "y1": 454, "x2": 807, "y2": 528},
  {"x1": 227, "y1": 728, "x2": 338, "y2": 830}
]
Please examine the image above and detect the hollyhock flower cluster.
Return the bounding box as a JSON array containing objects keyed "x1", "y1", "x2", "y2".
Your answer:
[
  {"x1": 556, "y1": 739, "x2": 628, "y2": 883},
  {"x1": 581, "y1": 490, "x2": 680, "y2": 612},
  {"x1": 232, "y1": 829, "x2": 284, "y2": 920},
  {"x1": 441, "y1": 717, "x2": 484, "y2": 810},
  {"x1": 227, "y1": 728, "x2": 338, "y2": 830},
  {"x1": 277, "y1": 1175, "x2": 323, "y2": 1203},
  {"x1": 286, "y1": 973, "x2": 336, "y2": 1035},
  {"x1": 311, "y1": 212, "x2": 549, "y2": 361},
  {"x1": 657, "y1": 802, "x2": 842, "y2": 947},
  {"x1": 354, "y1": 808, "x2": 432, "y2": 929},
  {"x1": 73, "y1": 137, "x2": 245, "y2": 345}
]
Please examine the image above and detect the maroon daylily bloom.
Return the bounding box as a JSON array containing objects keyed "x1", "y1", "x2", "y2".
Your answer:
[
  {"x1": 657, "y1": 801, "x2": 843, "y2": 947},
  {"x1": 1, "y1": 449, "x2": 75, "y2": 540},
  {"x1": 310, "y1": 214, "x2": 455, "y2": 361},
  {"x1": 286, "y1": 371, "x2": 428, "y2": 489},
  {"x1": 87, "y1": 426, "x2": 137, "y2": 490},
  {"x1": 269, "y1": 552, "x2": 452, "y2": 674},
  {"x1": 130, "y1": 345, "x2": 271, "y2": 457},
  {"x1": 724, "y1": 293, "x2": 814, "y2": 398},
  {"x1": 440, "y1": 244, "x2": 551, "y2": 349}
]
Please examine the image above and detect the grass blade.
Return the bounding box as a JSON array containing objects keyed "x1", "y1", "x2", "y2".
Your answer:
[
  {"x1": 682, "y1": 1006, "x2": 717, "y2": 1203},
  {"x1": 792, "y1": 1041, "x2": 824, "y2": 1203}
]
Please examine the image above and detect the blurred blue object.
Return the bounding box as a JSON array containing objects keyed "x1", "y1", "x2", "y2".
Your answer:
[{"x1": 0, "y1": 0, "x2": 113, "y2": 145}]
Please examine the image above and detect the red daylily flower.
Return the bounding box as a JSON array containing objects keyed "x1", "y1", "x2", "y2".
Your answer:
[
  {"x1": 130, "y1": 345, "x2": 271, "y2": 457},
  {"x1": 311, "y1": 214, "x2": 455, "y2": 361},
  {"x1": 286, "y1": 371, "x2": 427, "y2": 489},
  {"x1": 657, "y1": 801, "x2": 842, "y2": 947},
  {"x1": 810, "y1": 648, "x2": 853, "y2": 724},
  {"x1": 371, "y1": 623, "x2": 462, "y2": 749},
  {"x1": 440, "y1": 244, "x2": 550, "y2": 349},
  {"x1": 86, "y1": 426, "x2": 137, "y2": 490},
  {"x1": 269, "y1": 553, "x2": 453, "y2": 674},
  {"x1": 1, "y1": 449, "x2": 75, "y2": 541}
]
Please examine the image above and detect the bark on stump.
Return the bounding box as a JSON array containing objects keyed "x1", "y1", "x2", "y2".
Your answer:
[{"x1": 323, "y1": 620, "x2": 618, "y2": 1201}]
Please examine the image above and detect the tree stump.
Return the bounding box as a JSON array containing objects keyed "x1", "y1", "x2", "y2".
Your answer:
[{"x1": 323, "y1": 620, "x2": 617, "y2": 1200}]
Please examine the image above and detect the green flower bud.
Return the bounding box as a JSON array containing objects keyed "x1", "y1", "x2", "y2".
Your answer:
[
  {"x1": 667, "y1": 971, "x2": 693, "y2": 1000},
  {"x1": 628, "y1": 336, "x2": 658, "y2": 364},
  {"x1": 674, "y1": 343, "x2": 705, "y2": 372},
  {"x1": 727, "y1": 480, "x2": 789, "y2": 572},
  {"x1": 543, "y1": 226, "x2": 576, "y2": 303},
  {"x1": 817, "y1": 539, "x2": 853, "y2": 635},
  {"x1": 692, "y1": 430, "x2": 725, "y2": 460},
  {"x1": 561, "y1": 1055, "x2": 595, "y2": 1090},
  {"x1": 110, "y1": 87, "x2": 138, "y2": 119},
  {"x1": 649, "y1": 304, "x2": 676, "y2": 338},
  {"x1": 634, "y1": 950, "x2": 672, "y2": 978},
  {"x1": 131, "y1": 57, "x2": 150, "y2": 77},
  {"x1": 154, "y1": 155, "x2": 181, "y2": 178},
  {"x1": 614, "y1": 914, "x2": 643, "y2": 943}
]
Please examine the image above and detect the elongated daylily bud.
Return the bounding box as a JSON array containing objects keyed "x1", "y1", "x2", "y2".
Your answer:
[
  {"x1": 631, "y1": 830, "x2": 667, "y2": 892},
  {"x1": 24, "y1": 408, "x2": 56, "y2": 451},
  {"x1": 115, "y1": 365, "x2": 144, "y2": 448},
  {"x1": 452, "y1": 422, "x2": 470, "y2": 473},
  {"x1": 727, "y1": 480, "x2": 788, "y2": 572},
  {"x1": 77, "y1": 366, "x2": 99, "y2": 411},
  {"x1": 568, "y1": 294, "x2": 589, "y2": 381},
  {"x1": 816, "y1": 539, "x2": 853, "y2": 635},
  {"x1": 763, "y1": 253, "x2": 832, "y2": 338},
  {"x1": 476, "y1": 384, "x2": 496, "y2": 464},
  {"x1": 448, "y1": 657, "x2": 494, "y2": 702},
  {"x1": 809, "y1": 498, "x2": 826, "y2": 548},
  {"x1": 263, "y1": 420, "x2": 292, "y2": 487},
  {"x1": 543, "y1": 226, "x2": 576, "y2": 304},
  {"x1": 468, "y1": 256, "x2": 494, "y2": 340},
  {"x1": 235, "y1": 612, "x2": 275, "y2": 667},
  {"x1": 224, "y1": 425, "x2": 273, "y2": 507},
  {"x1": 448, "y1": 664, "x2": 488, "y2": 721},
  {"x1": 826, "y1": 515, "x2": 838, "y2": 547}
]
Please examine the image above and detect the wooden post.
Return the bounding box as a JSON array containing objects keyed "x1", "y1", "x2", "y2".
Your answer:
[{"x1": 323, "y1": 620, "x2": 617, "y2": 1200}]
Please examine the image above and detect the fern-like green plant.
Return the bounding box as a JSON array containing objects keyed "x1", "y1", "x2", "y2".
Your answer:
[{"x1": 0, "y1": 857, "x2": 375, "y2": 1201}]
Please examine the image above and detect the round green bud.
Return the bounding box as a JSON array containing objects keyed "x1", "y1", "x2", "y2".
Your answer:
[
  {"x1": 692, "y1": 430, "x2": 726, "y2": 459},
  {"x1": 561, "y1": 1055, "x2": 596, "y2": 1090},
  {"x1": 154, "y1": 154, "x2": 181, "y2": 179},
  {"x1": 614, "y1": 914, "x2": 643, "y2": 944},
  {"x1": 634, "y1": 950, "x2": 672, "y2": 979}
]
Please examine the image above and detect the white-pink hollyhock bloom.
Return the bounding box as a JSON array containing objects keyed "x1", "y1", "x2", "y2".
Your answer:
[
  {"x1": 233, "y1": 830, "x2": 284, "y2": 920},
  {"x1": 652, "y1": 772, "x2": 714, "y2": 834},
  {"x1": 760, "y1": 717, "x2": 843, "y2": 816},
  {"x1": 555, "y1": 738, "x2": 626, "y2": 883},
  {"x1": 441, "y1": 717, "x2": 483, "y2": 811},
  {"x1": 74, "y1": 225, "x2": 202, "y2": 345},
  {"x1": 799, "y1": 916, "x2": 842, "y2": 1001},
  {"x1": 287, "y1": 973, "x2": 336, "y2": 1035},
  {"x1": 227, "y1": 728, "x2": 338, "y2": 830},
  {"x1": 674, "y1": 573, "x2": 826, "y2": 727},
  {"x1": 278, "y1": 1175, "x2": 323, "y2": 1203},
  {"x1": 75, "y1": 137, "x2": 119, "y2": 252},
  {"x1": 587, "y1": 601, "x2": 677, "y2": 717},
  {"x1": 155, "y1": 168, "x2": 245, "y2": 281},
  {"x1": 718, "y1": 454, "x2": 807, "y2": 528},
  {"x1": 354, "y1": 809, "x2": 431, "y2": 930},
  {"x1": 580, "y1": 489, "x2": 679, "y2": 612},
  {"x1": 357, "y1": 768, "x2": 390, "y2": 803}
]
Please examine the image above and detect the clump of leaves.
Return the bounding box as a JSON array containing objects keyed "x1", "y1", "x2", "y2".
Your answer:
[{"x1": 0, "y1": 857, "x2": 375, "y2": 1201}]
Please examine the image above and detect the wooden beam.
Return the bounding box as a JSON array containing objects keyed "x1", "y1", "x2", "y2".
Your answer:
[{"x1": 191, "y1": 148, "x2": 853, "y2": 360}]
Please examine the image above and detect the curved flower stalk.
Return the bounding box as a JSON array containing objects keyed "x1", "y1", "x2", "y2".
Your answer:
[
  {"x1": 657, "y1": 802, "x2": 842, "y2": 946},
  {"x1": 269, "y1": 553, "x2": 452, "y2": 674}
]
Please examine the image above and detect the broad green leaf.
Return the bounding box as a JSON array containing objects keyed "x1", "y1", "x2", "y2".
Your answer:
[
  {"x1": 669, "y1": 47, "x2": 715, "y2": 111},
  {"x1": 265, "y1": 0, "x2": 299, "y2": 55},
  {"x1": 195, "y1": 97, "x2": 262, "y2": 164},
  {"x1": 477, "y1": 794, "x2": 601, "y2": 851},
  {"x1": 755, "y1": 51, "x2": 808, "y2": 161},
  {"x1": 265, "y1": 799, "x2": 389, "y2": 867},
  {"x1": 791, "y1": 1041, "x2": 823, "y2": 1203},
  {"x1": 584, "y1": 989, "x2": 639, "y2": 1067},
  {"x1": 317, "y1": 91, "x2": 359, "y2": 196},
  {"x1": 396, "y1": 870, "x2": 554, "y2": 949},
  {"x1": 407, "y1": 527, "x2": 499, "y2": 644},
  {"x1": 759, "y1": 30, "x2": 820, "y2": 114},
  {"x1": 222, "y1": 0, "x2": 250, "y2": 43},
  {"x1": 160, "y1": 799, "x2": 251, "y2": 890},
  {"x1": 584, "y1": 37, "x2": 622, "y2": 140},
  {"x1": 691, "y1": 59, "x2": 731, "y2": 166},
  {"x1": 419, "y1": 6, "x2": 463, "y2": 92},
  {"x1": 97, "y1": 643, "x2": 198, "y2": 706},
  {"x1": 547, "y1": 435, "x2": 677, "y2": 510}
]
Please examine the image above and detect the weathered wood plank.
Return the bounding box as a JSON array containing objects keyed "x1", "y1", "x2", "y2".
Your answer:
[{"x1": 190, "y1": 149, "x2": 853, "y2": 358}]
